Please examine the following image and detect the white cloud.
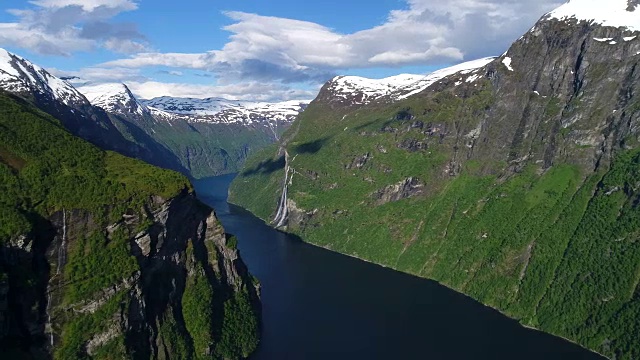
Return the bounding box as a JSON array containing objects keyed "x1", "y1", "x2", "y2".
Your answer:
[
  {"x1": 16, "y1": 0, "x2": 564, "y2": 102},
  {"x1": 101, "y1": 0, "x2": 562, "y2": 85},
  {"x1": 368, "y1": 48, "x2": 464, "y2": 65},
  {"x1": 53, "y1": 65, "x2": 316, "y2": 101},
  {"x1": 49, "y1": 66, "x2": 148, "y2": 84},
  {"x1": 29, "y1": 0, "x2": 138, "y2": 11},
  {"x1": 102, "y1": 52, "x2": 212, "y2": 69},
  {"x1": 0, "y1": 0, "x2": 146, "y2": 55},
  {"x1": 104, "y1": 38, "x2": 149, "y2": 54}
]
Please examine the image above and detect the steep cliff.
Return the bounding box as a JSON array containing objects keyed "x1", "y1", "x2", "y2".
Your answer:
[
  {"x1": 0, "y1": 92, "x2": 260, "y2": 359},
  {"x1": 231, "y1": 1, "x2": 640, "y2": 358}
]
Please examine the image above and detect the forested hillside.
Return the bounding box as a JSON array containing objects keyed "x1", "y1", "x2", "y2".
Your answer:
[{"x1": 0, "y1": 91, "x2": 260, "y2": 359}]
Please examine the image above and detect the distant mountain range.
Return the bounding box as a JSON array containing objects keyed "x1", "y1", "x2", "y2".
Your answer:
[{"x1": 0, "y1": 49, "x2": 309, "y2": 178}]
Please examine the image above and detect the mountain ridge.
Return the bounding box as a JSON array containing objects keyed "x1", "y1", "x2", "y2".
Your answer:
[
  {"x1": 324, "y1": 57, "x2": 496, "y2": 106},
  {"x1": 0, "y1": 48, "x2": 308, "y2": 178}
]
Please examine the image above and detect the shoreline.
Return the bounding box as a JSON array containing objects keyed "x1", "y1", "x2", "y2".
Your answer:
[
  {"x1": 228, "y1": 200, "x2": 610, "y2": 360},
  {"x1": 314, "y1": 242, "x2": 611, "y2": 360}
]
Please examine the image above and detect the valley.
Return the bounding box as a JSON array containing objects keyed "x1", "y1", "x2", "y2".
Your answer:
[{"x1": 1, "y1": 0, "x2": 639, "y2": 359}]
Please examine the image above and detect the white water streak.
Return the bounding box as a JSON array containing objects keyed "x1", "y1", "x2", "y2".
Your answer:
[
  {"x1": 47, "y1": 292, "x2": 53, "y2": 347},
  {"x1": 273, "y1": 151, "x2": 291, "y2": 227},
  {"x1": 56, "y1": 210, "x2": 66, "y2": 275}
]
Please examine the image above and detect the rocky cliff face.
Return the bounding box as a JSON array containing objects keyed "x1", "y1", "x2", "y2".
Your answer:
[
  {"x1": 477, "y1": 16, "x2": 640, "y2": 173},
  {"x1": 1, "y1": 191, "x2": 259, "y2": 359},
  {"x1": 231, "y1": 3, "x2": 640, "y2": 359}
]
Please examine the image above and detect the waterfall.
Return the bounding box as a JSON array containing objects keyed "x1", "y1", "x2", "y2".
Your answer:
[
  {"x1": 273, "y1": 151, "x2": 291, "y2": 227},
  {"x1": 268, "y1": 120, "x2": 280, "y2": 142},
  {"x1": 56, "y1": 209, "x2": 67, "y2": 275},
  {"x1": 47, "y1": 209, "x2": 67, "y2": 347},
  {"x1": 47, "y1": 292, "x2": 53, "y2": 347}
]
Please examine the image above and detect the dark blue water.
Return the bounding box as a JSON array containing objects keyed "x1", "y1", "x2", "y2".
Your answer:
[{"x1": 194, "y1": 174, "x2": 604, "y2": 360}]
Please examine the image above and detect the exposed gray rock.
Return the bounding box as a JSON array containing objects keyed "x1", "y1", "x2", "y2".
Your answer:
[
  {"x1": 86, "y1": 320, "x2": 121, "y2": 356},
  {"x1": 376, "y1": 145, "x2": 388, "y2": 153},
  {"x1": 285, "y1": 199, "x2": 318, "y2": 231},
  {"x1": 346, "y1": 153, "x2": 372, "y2": 169},
  {"x1": 134, "y1": 232, "x2": 152, "y2": 257},
  {"x1": 67, "y1": 273, "x2": 140, "y2": 314},
  {"x1": 373, "y1": 177, "x2": 425, "y2": 205},
  {"x1": 397, "y1": 139, "x2": 428, "y2": 152}
]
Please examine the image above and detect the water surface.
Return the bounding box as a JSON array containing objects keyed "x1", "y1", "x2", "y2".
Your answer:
[{"x1": 194, "y1": 174, "x2": 604, "y2": 360}]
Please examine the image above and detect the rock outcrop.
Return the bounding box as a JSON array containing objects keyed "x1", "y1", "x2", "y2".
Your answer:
[{"x1": 0, "y1": 191, "x2": 259, "y2": 359}]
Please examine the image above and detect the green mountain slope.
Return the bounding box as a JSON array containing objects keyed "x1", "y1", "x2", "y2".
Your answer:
[
  {"x1": 230, "y1": 17, "x2": 640, "y2": 360},
  {"x1": 0, "y1": 92, "x2": 259, "y2": 359},
  {"x1": 109, "y1": 111, "x2": 281, "y2": 179}
]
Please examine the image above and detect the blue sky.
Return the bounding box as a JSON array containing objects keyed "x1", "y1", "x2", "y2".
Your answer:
[{"x1": 0, "y1": 0, "x2": 562, "y2": 100}]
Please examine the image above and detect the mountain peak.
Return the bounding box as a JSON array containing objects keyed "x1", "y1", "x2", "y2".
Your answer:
[
  {"x1": 324, "y1": 57, "x2": 495, "y2": 106},
  {"x1": 546, "y1": 0, "x2": 640, "y2": 31},
  {"x1": 0, "y1": 47, "x2": 86, "y2": 106},
  {"x1": 79, "y1": 83, "x2": 148, "y2": 116}
]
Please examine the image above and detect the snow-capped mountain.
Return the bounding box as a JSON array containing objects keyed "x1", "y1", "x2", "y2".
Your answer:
[
  {"x1": 142, "y1": 96, "x2": 309, "y2": 125},
  {"x1": 143, "y1": 96, "x2": 260, "y2": 115},
  {"x1": 0, "y1": 48, "x2": 191, "y2": 175},
  {"x1": 79, "y1": 83, "x2": 148, "y2": 117},
  {"x1": 324, "y1": 57, "x2": 496, "y2": 106},
  {"x1": 76, "y1": 84, "x2": 309, "y2": 126},
  {"x1": 0, "y1": 48, "x2": 87, "y2": 106}
]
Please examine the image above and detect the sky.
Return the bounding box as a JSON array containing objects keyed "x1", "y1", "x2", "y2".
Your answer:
[{"x1": 0, "y1": 0, "x2": 564, "y2": 101}]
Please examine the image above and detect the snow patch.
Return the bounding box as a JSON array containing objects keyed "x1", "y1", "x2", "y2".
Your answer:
[
  {"x1": 547, "y1": 0, "x2": 640, "y2": 32},
  {"x1": 466, "y1": 74, "x2": 480, "y2": 83},
  {"x1": 0, "y1": 49, "x2": 20, "y2": 78},
  {"x1": 328, "y1": 57, "x2": 495, "y2": 105},
  {"x1": 502, "y1": 57, "x2": 514, "y2": 71},
  {"x1": 624, "y1": 36, "x2": 637, "y2": 41},
  {"x1": 594, "y1": 37, "x2": 614, "y2": 42},
  {"x1": 396, "y1": 57, "x2": 495, "y2": 100}
]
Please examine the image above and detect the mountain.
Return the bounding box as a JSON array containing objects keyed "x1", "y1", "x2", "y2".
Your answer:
[
  {"x1": 76, "y1": 83, "x2": 309, "y2": 178},
  {"x1": 0, "y1": 49, "x2": 86, "y2": 107},
  {"x1": 0, "y1": 46, "x2": 304, "y2": 179},
  {"x1": 0, "y1": 49, "x2": 189, "y2": 177},
  {"x1": 143, "y1": 96, "x2": 307, "y2": 126},
  {"x1": 0, "y1": 91, "x2": 260, "y2": 359},
  {"x1": 324, "y1": 57, "x2": 495, "y2": 106},
  {"x1": 230, "y1": 0, "x2": 640, "y2": 358},
  {"x1": 80, "y1": 83, "x2": 149, "y2": 117}
]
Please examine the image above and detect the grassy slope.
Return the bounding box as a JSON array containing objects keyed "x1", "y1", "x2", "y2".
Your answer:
[
  {"x1": 231, "y1": 84, "x2": 640, "y2": 359},
  {"x1": 0, "y1": 92, "x2": 190, "y2": 242},
  {"x1": 153, "y1": 121, "x2": 275, "y2": 178}
]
